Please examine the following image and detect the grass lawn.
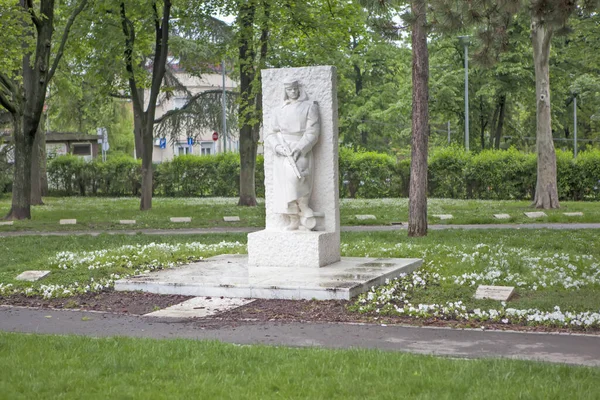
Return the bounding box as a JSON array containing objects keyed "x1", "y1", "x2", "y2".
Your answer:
[
  {"x1": 1, "y1": 230, "x2": 598, "y2": 329},
  {"x1": 1, "y1": 333, "x2": 599, "y2": 400},
  {"x1": 0, "y1": 196, "x2": 599, "y2": 232}
]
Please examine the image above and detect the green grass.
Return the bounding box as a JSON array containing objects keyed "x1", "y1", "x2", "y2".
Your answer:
[
  {"x1": 342, "y1": 229, "x2": 600, "y2": 315},
  {"x1": 0, "y1": 333, "x2": 598, "y2": 400},
  {"x1": 0, "y1": 196, "x2": 599, "y2": 232},
  {"x1": 1, "y1": 230, "x2": 599, "y2": 322}
]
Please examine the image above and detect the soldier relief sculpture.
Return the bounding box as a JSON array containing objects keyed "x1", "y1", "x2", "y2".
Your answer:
[{"x1": 265, "y1": 80, "x2": 320, "y2": 231}]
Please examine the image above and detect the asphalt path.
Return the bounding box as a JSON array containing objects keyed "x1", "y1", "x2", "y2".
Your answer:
[
  {"x1": 1, "y1": 222, "x2": 600, "y2": 237},
  {"x1": 1, "y1": 306, "x2": 599, "y2": 367}
]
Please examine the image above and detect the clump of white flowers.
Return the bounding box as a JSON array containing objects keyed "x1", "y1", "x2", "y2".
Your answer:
[
  {"x1": 348, "y1": 241, "x2": 600, "y2": 329},
  {"x1": 4, "y1": 241, "x2": 245, "y2": 299}
]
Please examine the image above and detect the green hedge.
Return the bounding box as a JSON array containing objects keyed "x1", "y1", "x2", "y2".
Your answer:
[{"x1": 40, "y1": 148, "x2": 600, "y2": 200}]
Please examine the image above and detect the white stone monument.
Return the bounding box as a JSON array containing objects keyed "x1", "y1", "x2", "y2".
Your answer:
[
  {"x1": 115, "y1": 66, "x2": 422, "y2": 301},
  {"x1": 247, "y1": 66, "x2": 340, "y2": 268}
]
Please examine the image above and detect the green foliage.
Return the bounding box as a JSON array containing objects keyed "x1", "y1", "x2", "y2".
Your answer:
[
  {"x1": 465, "y1": 148, "x2": 536, "y2": 200},
  {"x1": 44, "y1": 148, "x2": 600, "y2": 201},
  {"x1": 339, "y1": 148, "x2": 398, "y2": 198},
  {"x1": 428, "y1": 146, "x2": 470, "y2": 198}
]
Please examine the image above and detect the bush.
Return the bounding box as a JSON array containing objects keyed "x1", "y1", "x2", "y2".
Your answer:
[
  {"x1": 428, "y1": 146, "x2": 469, "y2": 199},
  {"x1": 43, "y1": 147, "x2": 600, "y2": 201},
  {"x1": 339, "y1": 148, "x2": 397, "y2": 198},
  {"x1": 465, "y1": 148, "x2": 536, "y2": 200}
]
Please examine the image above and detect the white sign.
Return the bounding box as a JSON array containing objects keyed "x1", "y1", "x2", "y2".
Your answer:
[{"x1": 475, "y1": 285, "x2": 515, "y2": 301}]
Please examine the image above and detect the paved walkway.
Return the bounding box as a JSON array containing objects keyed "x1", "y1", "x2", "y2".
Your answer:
[
  {"x1": 1, "y1": 222, "x2": 600, "y2": 237},
  {"x1": 1, "y1": 306, "x2": 599, "y2": 367}
]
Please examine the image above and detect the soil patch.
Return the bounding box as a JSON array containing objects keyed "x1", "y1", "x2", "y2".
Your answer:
[
  {"x1": 2, "y1": 291, "x2": 599, "y2": 335},
  {"x1": 1, "y1": 291, "x2": 193, "y2": 315}
]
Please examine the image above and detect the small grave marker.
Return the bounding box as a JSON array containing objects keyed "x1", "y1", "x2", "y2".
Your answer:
[
  {"x1": 0, "y1": 221, "x2": 14, "y2": 226},
  {"x1": 119, "y1": 220, "x2": 136, "y2": 225},
  {"x1": 433, "y1": 214, "x2": 453, "y2": 220},
  {"x1": 170, "y1": 217, "x2": 191, "y2": 223},
  {"x1": 563, "y1": 212, "x2": 583, "y2": 217},
  {"x1": 475, "y1": 285, "x2": 515, "y2": 301},
  {"x1": 493, "y1": 214, "x2": 511, "y2": 220},
  {"x1": 524, "y1": 211, "x2": 547, "y2": 219},
  {"x1": 223, "y1": 216, "x2": 240, "y2": 222},
  {"x1": 355, "y1": 214, "x2": 376, "y2": 220},
  {"x1": 59, "y1": 219, "x2": 77, "y2": 225},
  {"x1": 16, "y1": 270, "x2": 51, "y2": 282}
]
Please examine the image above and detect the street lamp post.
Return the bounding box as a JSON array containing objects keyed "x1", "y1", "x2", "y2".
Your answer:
[
  {"x1": 573, "y1": 93, "x2": 578, "y2": 158},
  {"x1": 221, "y1": 60, "x2": 227, "y2": 153},
  {"x1": 458, "y1": 36, "x2": 470, "y2": 151}
]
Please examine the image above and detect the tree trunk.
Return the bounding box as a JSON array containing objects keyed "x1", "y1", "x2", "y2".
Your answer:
[
  {"x1": 5, "y1": 113, "x2": 33, "y2": 220},
  {"x1": 140, "y1": 117, "x2": 153, "y2": 210},
  {"x1": 489, "y1": 102, "x2": 499, "y2": 149},
  {"x1": 494, "y1": 94, "x2": 506, "y2": 150},
  {"x1": 479, "y1": 97, "x2": 486, "y2": 150},
  {"x1": 30, "y1": 126, "x2": 45, "y2": 205},
  {"x1": 408, "y1": 0, "x2": 429, "y2": 237},
  {"x1": 237, "y1": 0, "x2": 258, "y2": 206},
  {"x1": 133, "y1": 87, "x2": 144, "y2": 159},
  {"x1": 531, "y1": 17, "x2": 559, "y2": 209}
]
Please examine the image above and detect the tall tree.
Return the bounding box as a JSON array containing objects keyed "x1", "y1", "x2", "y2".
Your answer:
[
  {"x1": 407, "y1": 0, "x2": 429, "y2": 237},
  {"x1": 119, "y1": 0, "x2": 171, "y2": 210},
  {"x1": 0, "y1": 0, "x2": 88, "y2": 220}
]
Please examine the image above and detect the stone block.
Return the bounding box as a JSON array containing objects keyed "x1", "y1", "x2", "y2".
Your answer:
[
  {"x1": 16, "y1": 270, "x2": 51, "y2": 282},
  {"x1": 59, "y1": 219, "x2": 77, "y2": 225},
  {"x1": 0, "y1": 221, "x2": 14, "y2": 226},
  {"x1": 474, "y1": 285, "x2": 515, "y2": 301},
  {"x1": 119, "y1": 220, "x2": 136, "y2": 225},
  {"x1": 563, "y1": 212, "x2": 583, "y2": 217},
  {"x1": 248, "y1": 230, "x2": 340, "y2": 268},
  {"x1": 144, "y1": 297, "x2": 255, "y2": 318},
  {"x1": 493, "y1": 214, "x2": 511, "y2": 219},
  {"x1": 355, "y1": 214, "x2": 376, "y2": 220},
  {"x1": 223, "y1": 216, "x2": 240, "y2": 222},
  {"x1": 433, "y1": 214, "x2": 453, "y2": 220},
  {"x1": 524, "y1": 212, "x2": 547, "y2": 218},
  {"x1": 170, "y1": 217, "x2": 191, "y2": 223}
]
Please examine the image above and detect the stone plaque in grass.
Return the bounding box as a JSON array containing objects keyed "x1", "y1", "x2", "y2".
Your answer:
[
  {"x1": 433, "y1": 214, "x2": 453, "y2": 220},
  {"x1": 563, "y1": 212, "x2": 583, "y2": 217},
  {"x1": 59, "y1": 219, "x2": 77, "y2": 225},
  {"x1": 355, "y1": 215, "x2": 376, "y2": 220},
  {"x1": 493, "y1": 214, "x2": 511, "y2": 220},
  {"x1": 170, "y1": 217, "x2": 191, "y2": 223},
  {"x1": 16, "y1": 270, "x2": 51, "y2": 282},
  {"x1": 223, "y1": 216, "x2": 241, "y2": 222},
  {"x1": 120, "y1": 220, "x2": 137, "y2": 225},
  {"x1": 0, "y1": 221, "x2": 14, "y2": 226},
  {"x1": 524, "y1": 211, "x2": 547, "y2": 218},
  {"x1": 475, "y1": 285, "x2": 515, "y2": 301}
]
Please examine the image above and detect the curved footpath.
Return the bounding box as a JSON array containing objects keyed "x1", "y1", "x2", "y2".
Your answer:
[
  {"x1": 1, "y1": 222, "x2": 600, "y2": 237},
  {"x1": 1, "y1": 306, "x2": 599, "y2": 367}
]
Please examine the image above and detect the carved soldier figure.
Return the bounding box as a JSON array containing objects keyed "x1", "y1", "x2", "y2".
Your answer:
[{"x1": 265, "y1": 80, "x2": 320, "y2": 230}]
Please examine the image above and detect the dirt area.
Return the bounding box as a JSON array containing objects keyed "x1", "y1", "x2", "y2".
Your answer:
[
  {"x1": 0, "y1": 291, "x2": 193, "y2": 315},
  {"x1": 2, "y1": 290, "x2": 598, "y2": 335}
]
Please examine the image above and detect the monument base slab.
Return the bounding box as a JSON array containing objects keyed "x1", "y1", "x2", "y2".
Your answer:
[
  {"x1": 248, "y1": 230, "x2": 340, "y2": 268},
  {"x1": 114, "y1": 254, "x2": 422, "y2": 301}
]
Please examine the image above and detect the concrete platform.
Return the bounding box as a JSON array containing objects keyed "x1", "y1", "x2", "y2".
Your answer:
[{"x1": 115, "y1": 254, "x2": 422, "y2": 300}]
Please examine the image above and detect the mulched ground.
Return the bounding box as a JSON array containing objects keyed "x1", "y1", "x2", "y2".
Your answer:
[
  {"x1": 2, "y1": 290, "x2": 599, "y2": 335},
  {"x1": 0, "y1": 291, "x2": 193, "y2": 315}
]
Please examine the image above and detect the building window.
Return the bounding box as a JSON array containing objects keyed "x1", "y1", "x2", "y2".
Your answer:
[
  {"x1": 72, "y1": 143, "x2": 91, "y2": 156},
  {"x1": 175, "y1": 144, "x2": 192, "y2": 156},
  {"x1": 200, "y1": 142, "x2": 213, "y2": 156}
]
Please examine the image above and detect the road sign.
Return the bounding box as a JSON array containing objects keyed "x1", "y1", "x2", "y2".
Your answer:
[
  {"x1": 187, "y1": 137, "x2": 194, "y2": 145},
  {"x1": 212, "y1": 131, "x2": 218, "y2": 141},
  {"x1": 159, "y1": 138, "x2": 167, "y2": 149}
]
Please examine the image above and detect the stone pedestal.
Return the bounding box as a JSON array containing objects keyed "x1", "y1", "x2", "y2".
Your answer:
[{"x1": 248, "y1": 231, "x2": 339, "y2": 268}]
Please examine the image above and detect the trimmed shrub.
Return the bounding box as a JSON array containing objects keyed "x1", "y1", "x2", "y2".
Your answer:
[
  {"x1": 339, "y1": 148, "x2": 397, "y2": 198},
  {"x1": 428, "y1": 146, "x2": 469, "y2": 199}
]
